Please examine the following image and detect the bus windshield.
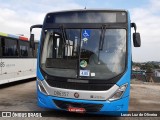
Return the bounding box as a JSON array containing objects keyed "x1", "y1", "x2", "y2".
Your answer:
[{"x1": 41, "y1": 28, "x2": 126, "y2": 80}]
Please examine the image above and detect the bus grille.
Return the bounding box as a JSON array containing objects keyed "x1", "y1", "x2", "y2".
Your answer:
[
  {"x1": 46, "y1": 80, "x2": 114, "y2": 91},
  {"x1": 53, "y1": 99, "x2": 103, "y2": 112}
]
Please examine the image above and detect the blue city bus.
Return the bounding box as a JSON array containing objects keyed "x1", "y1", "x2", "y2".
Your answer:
[{"x1": 30, "y1": 9, "x2": 141, "y2": 115}]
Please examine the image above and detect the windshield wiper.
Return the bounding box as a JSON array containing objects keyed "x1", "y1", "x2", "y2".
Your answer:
[{"x1": 98, "y1": 25, "x2": 106, "y2": 64}]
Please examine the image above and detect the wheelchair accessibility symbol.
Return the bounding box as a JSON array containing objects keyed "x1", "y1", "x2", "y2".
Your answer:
[{"x1": 82, "y1": 30, "x2": 90, "y2": 38}]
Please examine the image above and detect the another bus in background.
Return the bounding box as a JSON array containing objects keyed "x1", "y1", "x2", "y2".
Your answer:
[{"x1": 0, "y1": 32, "x2": 38, "y2": 85}]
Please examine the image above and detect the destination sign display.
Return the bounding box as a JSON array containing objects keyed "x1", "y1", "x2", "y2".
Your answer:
[{"x1": 46, "y1": 10, "x2": 127, "y2": 23}]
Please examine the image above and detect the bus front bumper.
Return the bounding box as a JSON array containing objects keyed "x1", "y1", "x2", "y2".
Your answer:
[{"x1": 37, "y1": 90, "x2": 129, "y2": 115}]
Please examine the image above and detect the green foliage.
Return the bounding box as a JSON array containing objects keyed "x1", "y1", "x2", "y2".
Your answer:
[{"x1": 133, "y1": 61, "x2": 160, "y2": 71}]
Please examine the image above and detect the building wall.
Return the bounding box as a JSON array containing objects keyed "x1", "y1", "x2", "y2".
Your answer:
[{"x1": 155, "y1": 71, "x2": 160, "y2": 77}]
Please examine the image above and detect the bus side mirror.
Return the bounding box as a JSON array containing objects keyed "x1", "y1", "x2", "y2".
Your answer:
[
  {"x1": 133, "y1": 33, "x2": 141, "y2": 47},
  {"x1": 30, "y1": 34, "x2": 35, "y2": 48},
  {"x1": 131, "y1": 22, "x2": 141, "y2": 47}
]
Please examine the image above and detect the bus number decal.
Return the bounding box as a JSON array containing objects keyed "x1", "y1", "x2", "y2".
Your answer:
[{"x1": 54, "y1": 91, "x2": 69, "y2": 97}]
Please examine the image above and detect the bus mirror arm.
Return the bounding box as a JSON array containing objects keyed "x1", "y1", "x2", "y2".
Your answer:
[
  {"x1": 131, "y1": 23, "x2": 137, "y2": 33},
  {"x1": 29, "y1": 24, "x2": 42, "y2": 48},
  {"x1": 131, "y1": 23, "x2": 141, "y2": 47},
  {"x1": 30, "y1": 24, "x2": 43, "y2": 33}
]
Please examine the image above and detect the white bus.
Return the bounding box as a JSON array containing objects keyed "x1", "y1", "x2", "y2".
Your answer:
[{"x1": 0, "y1": 32, "x2": 38, "y2": 85}]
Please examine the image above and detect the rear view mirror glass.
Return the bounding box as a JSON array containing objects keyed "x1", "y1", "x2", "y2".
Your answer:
[
  {"x1": 133, "y1": 33, "x2": 141, "y2": 47},
  {"x1": 30, "y1": 34, "x2": 35, "y2": 48}
]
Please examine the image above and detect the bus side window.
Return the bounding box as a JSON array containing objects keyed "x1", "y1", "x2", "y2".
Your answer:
[
  {"x1": 1, "y1": 37, "x2": 6, "y2": 56},
  {"x1": 0, "y1": 37, "x2": 2, "y2": 57},
  {"x1": 19, "y1": 40, "x2": 32, "y2": 58},
  {"x1": 2, "y1": 37, "x2": 19, "y2": 57}
]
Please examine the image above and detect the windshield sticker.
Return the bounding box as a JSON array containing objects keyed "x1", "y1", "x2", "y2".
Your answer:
[
  {"x1": 82, "y1": 37, "x2": 88, "y2": 43},
  {"x1": 80, "y1": 70, "x2": 90, "y2": 76},
  {"x1": 82, "y1": 30, "x2": 91, "y2": 38},
  {"x1": 91, "y1": 73, "x2": 95, "y2": 76},
  {"x1": 80, "y1": 60, "x2": 87, "y2": 68}
]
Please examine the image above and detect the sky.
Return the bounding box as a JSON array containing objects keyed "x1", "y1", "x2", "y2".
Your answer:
[{"x1": 0, "y1": 0, "x2": 160, "y2": 62}]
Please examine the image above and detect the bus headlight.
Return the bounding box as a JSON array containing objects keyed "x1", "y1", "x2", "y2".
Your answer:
[
  {"x1": 37, "y1": 79, "x2": 48, "y2": 95},
  {"x1": 108, "y1": 83, "x2": 128, "y2": 101}
]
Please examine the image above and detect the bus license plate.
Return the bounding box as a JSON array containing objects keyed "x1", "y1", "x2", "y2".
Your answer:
[{"x1": 68, "y1": 107, "x2": 86, "y2": 113}]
